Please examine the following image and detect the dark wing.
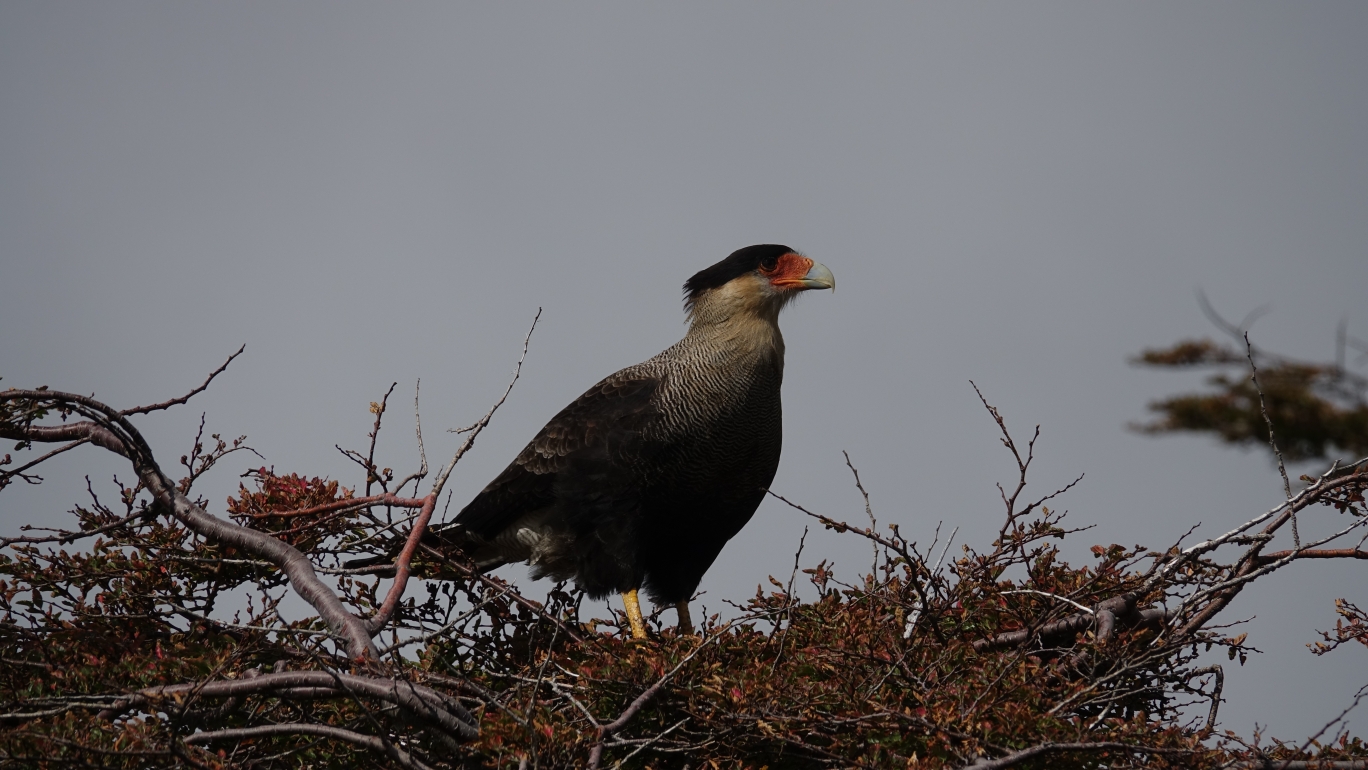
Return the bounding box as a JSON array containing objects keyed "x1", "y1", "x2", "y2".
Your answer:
[{"x1": 451, "y1": 372, "x2": 662, "y2": 540}]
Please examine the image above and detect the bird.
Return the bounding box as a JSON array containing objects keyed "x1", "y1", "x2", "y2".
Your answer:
[{"x1": 442, "y1": 244, "x2": 834, "y2": 639}]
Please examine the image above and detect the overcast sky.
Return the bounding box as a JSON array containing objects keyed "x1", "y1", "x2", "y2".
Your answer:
[{"x1": 3, "y1": 2, "x2": 1366, "y2": 740}]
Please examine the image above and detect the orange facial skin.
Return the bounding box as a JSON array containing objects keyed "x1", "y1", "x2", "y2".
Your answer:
[{"x1": 761, "y1": 252, "x2": 816, "y2": 290}]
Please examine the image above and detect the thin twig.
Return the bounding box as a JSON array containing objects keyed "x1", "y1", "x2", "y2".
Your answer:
[
  {"x1": 121, "y1": 345, "x2": 245, "y2": 416},
  {"x1": 432, "y1": 307, "x2": 541, "y2": 500},
  {"x1": 1246, "y1": 333, "x2": 1295, "y2": 545},
  {"x1": 587, "y1": 624, "x2": 731, "y2": 769},
  {"x1": 953, "y1": 741, "x2": 1195, "y2": 770},
  {"x1": 843, "y1": 450, "x2": 879, "y2": 574},
  {"x1": 183, "y1": 723, "x2": 435, "y2": 770},
  {"x1": 0, "y1": 437, "x2": 90, "y2": 487},
  {"x1": 1287, "y1": 682, "x2": 1368, "y2": 768},
  {"x1": 363, "y1": 383, "x2": 397, "y2": 497},
  {"x1": 1001, "y1": 590, "x2": 1095, "y2": 616}
]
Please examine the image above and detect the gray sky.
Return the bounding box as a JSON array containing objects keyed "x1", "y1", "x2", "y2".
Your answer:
[{"x1": 3, "y1": 2, "x2": 1366, "y2": 740}]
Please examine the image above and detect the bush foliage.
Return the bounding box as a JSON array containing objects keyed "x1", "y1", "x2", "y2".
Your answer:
[{"x1": 2, "y1": 343, "x2": 1366, "y2": 769}]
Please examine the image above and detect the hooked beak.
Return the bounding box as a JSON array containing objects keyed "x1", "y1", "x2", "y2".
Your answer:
[{"x1": 794, "y1": 261, "x2": 835, "y2": 291}]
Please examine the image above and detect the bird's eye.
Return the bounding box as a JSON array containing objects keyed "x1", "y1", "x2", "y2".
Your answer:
[{"x1": 759, "y1": 257, "x2": 780, "y2": 273}]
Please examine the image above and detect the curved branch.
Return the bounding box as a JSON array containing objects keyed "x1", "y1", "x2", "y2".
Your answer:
[
  {"x1": 8, "y1": 420, "x2": 132, "y2": 458},
  {"x1": 103, "y1": 670, "x2": 476, "y2": 740},
  {"x1": 120, "y1": 344, "x2": 245, "y2": 416},
  {"x1": 1185, "y1": 664, "x2": 1223, "y2": 736},
  {"x1": 368, "y1": 492, "x2": 437, "y2": 632},
  {"x1": 0, "y1": 391, "x2": 380, "y2": 660},
  {"x1": 183, "y1": 722, "x2": 435, "y2": 770},
  {"x1": 954, "y1": 741, "x2": 1196, "y2": 770},
  {"x1": 150, "y1": 468, "x2": 381, "y2": 660},
  {"x1": 973, "y1": 605, "x2": 1172, "y2": 652}
]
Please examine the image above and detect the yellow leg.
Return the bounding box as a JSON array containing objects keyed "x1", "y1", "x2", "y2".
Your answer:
[
  {"x1": 675, "y1": 601, "x2": 694, "y2": 635},
  {"x1": 622, "y1": 589, "x2": 649, "y2": 640}
]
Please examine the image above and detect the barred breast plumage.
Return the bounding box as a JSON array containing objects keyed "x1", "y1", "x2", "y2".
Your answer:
[{"x1": 442, "y1": 244, "x2": 834, "y2": 638}]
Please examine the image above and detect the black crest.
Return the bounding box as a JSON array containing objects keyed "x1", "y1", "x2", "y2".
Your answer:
[{"x1": 683, "y1": 244, "x2": 795, "y2": 308}]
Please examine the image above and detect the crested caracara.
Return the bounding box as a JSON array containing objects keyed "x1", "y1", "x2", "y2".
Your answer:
[{"x1": 445, "y1": 245, "x2": 834, "y2": 638}]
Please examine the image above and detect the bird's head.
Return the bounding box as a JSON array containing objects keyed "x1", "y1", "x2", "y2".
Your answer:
[{"x1": 683, "y1": 245, "x2": 835, "y2": 324}]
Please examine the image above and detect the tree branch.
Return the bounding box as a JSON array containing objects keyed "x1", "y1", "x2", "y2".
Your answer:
[
  {"x1": 183, "y1": 722, "x2": 436, "y2": 770},
  {"x1": 368, "y1": 492, "x2": 437, "y2": 633},
  {"x1": 431, "y1": 307, "x2": 540, "y2": 500},
  {"x1": 0, "y1": 390, "x2": 381, "y2": 661},
  {"x1": 120, "y1": 344, "x2": 245, "y2": 416},
  {"x1": 102, "y1": 670, "x2": 476, "y2": 739},
  {"x1": 1255, "y1": 548, "x2": 1368, "y2": 565},
  {"x1": 955, "y1": 741, "x2": 1195, "y2": 770},
  {"x1": 973, "y1": 605, "x2": 1172, "y2": 652},
  {"x1": 586, "y1": 625, "x2": 725, "y2": 769}
]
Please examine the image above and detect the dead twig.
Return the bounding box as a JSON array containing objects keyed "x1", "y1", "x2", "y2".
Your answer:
[{"x1": 120, "y1": 345, "x2": 245, "y2": 416}]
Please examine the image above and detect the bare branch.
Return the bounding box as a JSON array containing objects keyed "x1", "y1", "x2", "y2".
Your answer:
[
  {"x1": 120, "y1": 344, "x2": 245, "y2": 416},
  {"x1": 766, "y1": 490, "x2": 909, "y2": 559},
  {"x1": 237, "y1": 492, "x2": 426, "y2": 520},
  {"x1": 1291, "y1": 682, "x2": 1368, "y2": 763},
  {"x1": 954, "y1": 741, "x2": 1195, "y2": 770},
  {"x1": 1246, "y1": 333, "x2": 1295, "y2": 542},
  {"x1": 367, "y1": 493, "x2": 437, "y2": 633},
  {"x1": 973, "y1": 605, "x2": 1172, "y2": 652},
  {"x1": 587, "y1": 626, "x2": 727, "y2": 769},
  {"x1": 183, "y1": 723, "x2": 436, "y2": 770},
  {"x1": 843, "y1": 450, "x2": 879, "y2": 572},
  {"x1": 1000, "y1": 590, "x2": 1095, "y2": 616},
  {"x1": 0, "y1": 436, "x2": 89, "y2": 488},
  {"x1": 393, "y1": 379, "x2": 429, "y2": 495},
  {"x1": 1254, "y1": 548, "x2": 1368, "y2": 565},
  {"x1": 432, "y1": 307, "x2": 540, "y2": 500},
  {"x1": 3, "y1": 418, "x2": 133, "y2": 458},
  {"x1": 363, "y1": 382, "x2": 397, "y2": 497},
  {"x1": 1141, "y1": 458, "x2": 1367, "y2": 597},
  {"x1": 102, "y1": 670, "x2": 476, "y2": 739},
  {"x1": 1184, "y1": 664, "x2": 1223, "y2": 735},
  {"x1": 0, "y1": 390, "x2": 381, "y2": 660}
]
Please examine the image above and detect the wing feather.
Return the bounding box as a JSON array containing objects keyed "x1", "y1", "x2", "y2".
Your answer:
[{"x1": 451, "y1": 372, "x2": 661, "y2": 539}]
